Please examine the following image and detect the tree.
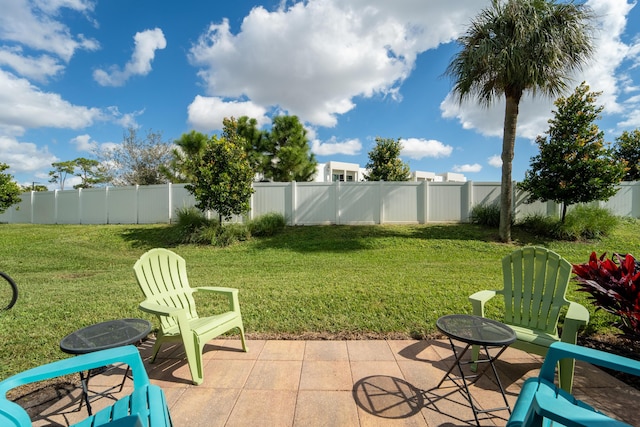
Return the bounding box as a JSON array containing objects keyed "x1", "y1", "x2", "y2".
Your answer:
[
  {"x1": 48, "y1": 160, "x2": 76, "y2": 190},
  {"x1": 185, "y1": 135, "x2": 255, "y2": 223},
  {"x1": 518, "y1": 83, "x2": 625, "y2": 222},
  {"x1": 0, "y1": 163, "x2": 21, "y2": 214},
  {"x1": 97, "y1": 128, "x2": 173, "y2": 186},
  {"x1": 364, "y1": 137, "x2": 411, "y2": 181},
  {"x1": 613, "y1": 129, "x2": 640, "y2": 181},
  {"x1": 445, "y1": 0, "x2": 594, "y2": 242},
  {"x1": 73, "y1": 157, "x2": 108, "y2": 189},
  {"x1": 228, "y1": 116, "x2": 266, "y2": 174},
  {"x1": 163, "y1": 130, "x2": 209, "y2": 183},
  {"x1": 261, "y1": 115, "x2": 317, "y2": 182}
]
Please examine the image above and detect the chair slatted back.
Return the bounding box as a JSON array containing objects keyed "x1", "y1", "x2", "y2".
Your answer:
[
  {"x1": 502, "y1": 247, "x2": 571, "y2": 334},
  {"x1": 134, "y1": 248, "x2": 199, "y2": 331}
]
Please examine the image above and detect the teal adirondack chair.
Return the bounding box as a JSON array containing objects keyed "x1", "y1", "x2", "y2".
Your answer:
[
  {"x1": 507, "y1": 341, "x2": 638, "y2": 426},
  {"x1": 133, "y1": 248, "x2": 248, "y2": 385},
  {"x1": 0, "y1": 345, "x2": 172, "y2": 427},
  {"x1": 469, "y1": 247, "x2": 589, "y2": 392}
]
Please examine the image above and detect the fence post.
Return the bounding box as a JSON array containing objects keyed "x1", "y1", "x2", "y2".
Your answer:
[{"x1": 291, "y1": 181, "x2": 297, "y2": 226}]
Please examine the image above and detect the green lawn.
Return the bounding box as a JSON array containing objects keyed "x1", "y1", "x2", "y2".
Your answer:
[{"x1": 1, "y1": 221, "x2": 638, "y2": 380}]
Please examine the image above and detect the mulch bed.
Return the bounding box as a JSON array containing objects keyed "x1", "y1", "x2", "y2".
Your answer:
[{"x1": 578, "y1": 334, "x2": 640, "y2": 390}]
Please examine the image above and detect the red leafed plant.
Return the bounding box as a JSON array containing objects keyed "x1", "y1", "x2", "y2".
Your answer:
[{"x1": 573, "y1": 252, "x2": 640, "y2": 339}]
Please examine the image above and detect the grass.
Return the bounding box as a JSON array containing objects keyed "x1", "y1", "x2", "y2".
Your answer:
[{"x1": 1, "y1": 220, "x2": 639, "y2": 380}]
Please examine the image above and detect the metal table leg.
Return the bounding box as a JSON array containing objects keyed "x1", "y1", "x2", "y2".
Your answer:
[{"x1": 437, "y1": 337, "x2": 512, "y2": 426}]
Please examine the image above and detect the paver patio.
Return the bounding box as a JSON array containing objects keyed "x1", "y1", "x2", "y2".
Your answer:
[{"x1": 21, "y1": 338, "x2": 640, "y2": 426}]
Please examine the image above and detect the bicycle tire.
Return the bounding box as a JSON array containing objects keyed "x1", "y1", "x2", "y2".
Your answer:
[{"x1": 1, "y1": 271, "x2": 18, "y2": 310}]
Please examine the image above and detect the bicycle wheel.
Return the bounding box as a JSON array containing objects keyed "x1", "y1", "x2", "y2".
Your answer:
[{"x1": 0, "y1": 271, "x2": 18, "y2": 310}]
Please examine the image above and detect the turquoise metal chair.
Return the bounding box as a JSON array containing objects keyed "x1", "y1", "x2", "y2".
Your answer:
[
  {"x1": 507, "y1": 341, "x2": 639, "y2": 427},
  {"x1": 0, "y1": 345, "x2": 172, "y2": 427},
  {"x1": 469, "y1": 246, "x2": 590, "y2": 392},
  {"x1": 134, "y1": 248, "x2": 248, "y2": 385}
]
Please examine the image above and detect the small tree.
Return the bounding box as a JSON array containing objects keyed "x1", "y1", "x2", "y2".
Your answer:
[
  {"x1": 73, "y1": 157, "x2": 108, "y2": 189},
  {"x1": 364, "y1": 137, "x2": 411, "y2": 181},
  {"x1": 262, "y1": 115, "x2": 317, "y2": 182},
  {"x1": 613, "y1": 129, "x2": 640, "y2": 181},
  {"x1": 0, "y1": 163, "x2": 22, "y2": 214},
  {"x1": 48, "y1": 160, "x2": 76, "y2": 190},
  {"x1": 163, "y1": 130, "x2": 209, "y2": 183},
  {"x1": 185, "y1": 135, "x2": 255, "y2": 223},
  {"x1": 518, "y1": 83, "x2": 625, "y2": 222},
  {"x1": 97, "y1": 128, "x2": 173, "y2": 186}
]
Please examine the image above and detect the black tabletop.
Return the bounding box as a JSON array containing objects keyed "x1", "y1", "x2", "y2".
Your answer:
[
  {"x1": 60, "y1": 318, "x2": 151, "y2": 354},
  {"x1": 436, "y1": 314, "x2": 516, "y2": 347}
]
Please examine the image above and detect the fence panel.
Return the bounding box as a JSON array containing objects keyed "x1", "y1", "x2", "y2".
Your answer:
[
  {"x1": 81, "y1": 188, "x2": 108, "y2": 224},
  {"x1": 252, "y1": 182, "x2": 291, "y2": 222},
  {"x1": 33, "y1": 191, "x2": 56, "y2": 224},
  {"x1": 428, "y1": 183, "x2": 464, "y2": 222},
  {"x1": 137, "y1": 184, "x2": 171, "y2": 224},
  {"x1": 382, "y1": 182, "x2": 420, "y2": 224},
  {"x1": 57, "y1": 191, "x2": 80, "y2": 224},
  {"x1": 338, "y1": 182, "x2": 378, "y2": 224},
  {"x1": 295, "y1": 183, "x2": 336, "y2": 225},
  {"x1": 107, "y1": 187, "x2": 138, "y2": 224}
]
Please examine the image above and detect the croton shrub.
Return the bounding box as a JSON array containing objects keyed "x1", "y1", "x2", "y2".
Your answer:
[{"x1": 572, "y1": 252, "x2": 640, "y2": 340}]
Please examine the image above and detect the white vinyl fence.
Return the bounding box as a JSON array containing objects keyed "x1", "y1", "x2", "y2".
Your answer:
[{"x1": 2, "y1": 181, "x2": 640, "y2": 225}]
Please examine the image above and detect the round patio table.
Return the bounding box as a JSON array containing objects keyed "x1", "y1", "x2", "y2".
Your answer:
[
  {"x1": 60, "y1": 318, "x2": 151, "y2": 415},
  {"x1": 436, "y1": 314, "x2": 516, "y2": 427}
]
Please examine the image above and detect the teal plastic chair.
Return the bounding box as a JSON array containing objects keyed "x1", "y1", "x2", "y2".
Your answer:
[
  {"x1": 469, "y1": 247, "x2": 589, "y2": 392},
  {"x1": 507, "y1": 341, "x2": 639, "y2": 426},
  {"x1": 0, "y1": 345, "x2": 172, "y2": 427},
  {"x1": 133, "y1": 248, "x2": 248, "y2": 385}
]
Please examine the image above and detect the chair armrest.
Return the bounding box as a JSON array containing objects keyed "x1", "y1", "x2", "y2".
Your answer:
[
  {"x1": 539, "y1": 342, "x2": 640, "y2": 382},
  {"x1": 195, "y1": 287, "x2": 241, "y2": 312},
  {"x1": 533, "y1": 388, "x2": 632, "y2": 427},
  {"x1": 560, "y1": 302, "x2": 589, "y2": 343},
  {"x1": 139, "y1": 300, "x2": 186, "y2": 317},
  {"x1": 469, "y1": 290, "x2": 498, "y2": 317},
  {"x1": 0, "y1": 346, "x2": 149, "y2": 397}
]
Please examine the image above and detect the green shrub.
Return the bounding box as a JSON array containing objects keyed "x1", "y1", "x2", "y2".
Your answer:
[
  {"x1": 558, "y1": 205, "x2": 618, "y2": 240},
  {"x1": 518, "y1": 212, "x2": 560, "y2": 237},
  {"x1": 470, "y1": 203, "x2": 500, "y2": 227},
  {"x1": 212, "y1": 223, "x2": 251, "y2": 247},
  {"x1": 518, "y1": 205, "x2": 617, "y2": 240},
  {"x1": 174, "y1": 207, "x2": 219, "y2": 244},
  {"x1": 249, "y1": 212, "x2": 286, "y2": 236}
]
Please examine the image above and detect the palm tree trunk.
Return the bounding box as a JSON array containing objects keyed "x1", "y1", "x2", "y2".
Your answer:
[{"x1": 499, "y1": 95, "x2": 520, "y2": 242}]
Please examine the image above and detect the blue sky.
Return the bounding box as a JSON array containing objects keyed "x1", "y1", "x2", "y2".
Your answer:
[{"x1": 1, "y1": 0, "x2": 640, "y2": 189}]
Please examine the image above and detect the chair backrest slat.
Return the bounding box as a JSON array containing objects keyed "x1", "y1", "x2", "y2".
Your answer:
[
  {"x1": 134, "y1": 249, "x2": 199, "y2": 331},
  {"x1": 502, "y1": 247, "x2": 571, "y2": 334}
]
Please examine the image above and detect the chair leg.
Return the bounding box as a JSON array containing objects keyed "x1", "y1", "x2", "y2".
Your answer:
[
  {"x1": 150, "y1": 339, "x2": 162, "y2": 363},
  {"x1": 470, "y1": 344, "x2": 481, "y2": 371},
  {"x1": 558, "y1": 357, "x2": 575, "y2": 393},
  {"x1": 184, "y1": 336, "x2": 204, "y2": 385},
  {"x1": 238, "y1": 324, "x2": 248, "y2": 352}
]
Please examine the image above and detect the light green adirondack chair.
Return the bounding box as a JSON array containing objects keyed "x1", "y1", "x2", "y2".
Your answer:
[
  {"x1": 134, "y1": 248, "x2": 248, "y2": 385},
  {"x1": 469, "y1": 246, "x2": 589, "y2": 393}
]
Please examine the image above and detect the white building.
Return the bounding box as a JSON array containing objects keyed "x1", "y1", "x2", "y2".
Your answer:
[{"x1": 314, "y1": 162, "x2": 466, "y2": 183}]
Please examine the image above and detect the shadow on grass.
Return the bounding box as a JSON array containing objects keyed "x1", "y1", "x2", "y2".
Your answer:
[
  {"x1": 120, "y1": 225, "x2": 181, "y2": 249},
  {"x1": 250, "y1": 223, "x2": 550, "y2": 253},
  {"x1": 117, "y1": 223, "x2": 550, "y2": 253}
]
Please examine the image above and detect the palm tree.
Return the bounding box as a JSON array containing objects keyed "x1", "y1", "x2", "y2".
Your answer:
[{"x1": 445, "y1": 0, "x2": 594, "y2": 242}]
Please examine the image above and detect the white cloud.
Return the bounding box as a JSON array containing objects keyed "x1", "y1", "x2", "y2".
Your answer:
[
  {"x1": 312, "y1": 137, "x2": 362, "y2": 156},
  {"x1": 187, "y1": 95, "x2": 270, "y2": 132},
  {"x1": 488, "y1": 155, "x2": 502, "y2": 168},
  {"x1": 0, "y1": 47, "x2": 64, "y2": 82},
  {"x1": 0, "y1": 135, "x2": 57, "y2": 173},
  {"x1": 70, "y1": 134, "x2": 97, "y2": 152},
  {"x1": 0, "y1": 69, "x2": 104, "y2": 135},
  {"x1": 453, "y1": 163, "x2": 482, "y2": 173},
  {"x1": 94, "y1": 28, "x2": 166, "y2": 87},
  {"x1": 439, "y1": 0, "x2": 639, "y2": 141},
  {"x1": 188, "y1": 0, "x2": 483, "y2": 127},
  {"x1": 0, "y1": 0, "x2": 99, "y2": 62},
  {"x1": 400, "y1": 138, "x2": 453, "y2": 160}
]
